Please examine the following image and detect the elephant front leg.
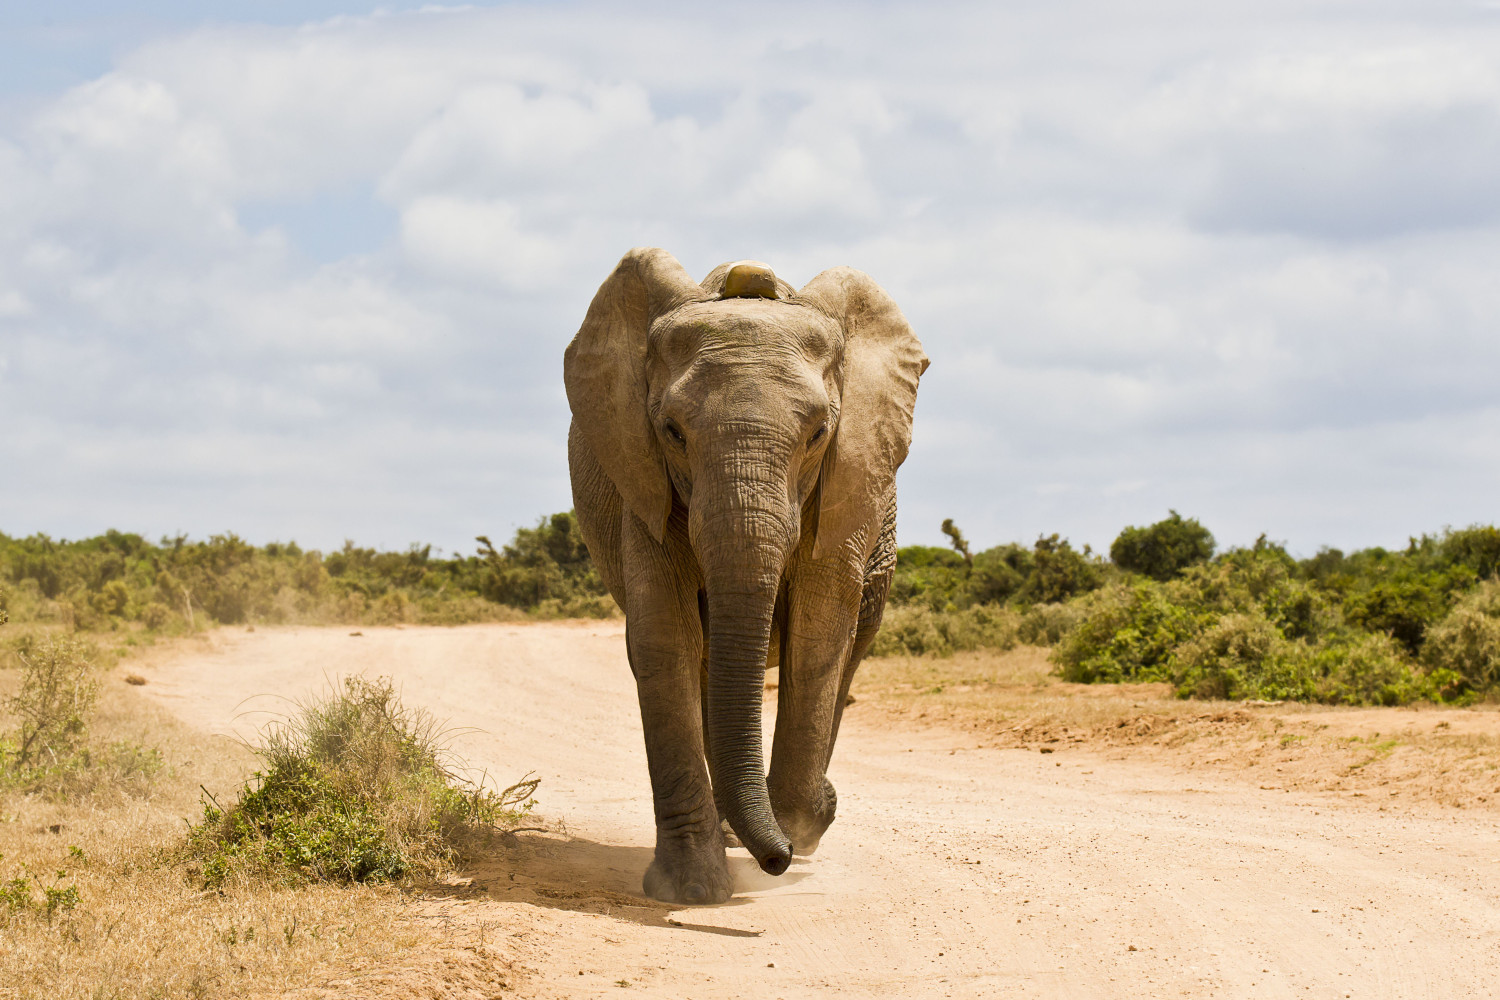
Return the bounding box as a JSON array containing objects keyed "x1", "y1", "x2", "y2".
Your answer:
[
  {"x1": 768, "y1": 560, "x2": 862, "y2": 856},
  {"x1": 623, "y1": 527, "x2": 729, "y2": 905}
]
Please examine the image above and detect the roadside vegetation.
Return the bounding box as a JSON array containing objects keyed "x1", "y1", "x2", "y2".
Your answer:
[
  {"x1": 854, "y1": 644, "x2": 1500, "y2": 813},
  {"x1": 5, "y1": 507, "x2": 1499, "y2": 711},
  {"x1": 0, "y1": 522, "x2": 550, "y2": 996},
  {"x1": 0, "y1": 510, "x2": 613, "y2": 650},
  {"x1": 185, "y1": 675, "x2": 537, "y2": 889},
  {"x1": 875, "y1": 512, "x2": 1500, "y2": 706}
]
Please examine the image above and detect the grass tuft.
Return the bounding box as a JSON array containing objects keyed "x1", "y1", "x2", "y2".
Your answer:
[{"x1": 185, "y1": 676, "x2": 537, "y2": 888}]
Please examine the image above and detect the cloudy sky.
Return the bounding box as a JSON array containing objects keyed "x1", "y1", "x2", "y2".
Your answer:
[{"x1": 2, "y1": 1, "x2": 1498, "y2": 558}]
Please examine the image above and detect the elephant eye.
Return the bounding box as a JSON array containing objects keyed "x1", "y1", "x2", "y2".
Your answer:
[
  {"x1": 808, "y1": 425, "x2": 827, "y2": 446},
  {"x1": 663, "y1": 421, "x2": 686, "y2": 447}
]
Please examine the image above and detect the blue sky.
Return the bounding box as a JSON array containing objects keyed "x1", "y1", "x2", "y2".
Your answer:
[{"x1": 2, "y1": 1, "x2": 1499, "y2": 557}]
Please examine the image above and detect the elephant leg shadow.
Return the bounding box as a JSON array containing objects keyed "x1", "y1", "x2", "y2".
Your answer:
[{"x1": 447, "y1": 831, "x2": 811, "y2": 925}]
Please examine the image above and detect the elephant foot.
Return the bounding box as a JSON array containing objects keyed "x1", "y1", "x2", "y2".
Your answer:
[
  {"x1": 643, "y1": 835, "x2": 731, "y2": 905},
  {"x1": 719, "y1": 819, "x2": 742, "y2": 849},
  {"x1": 774, "y1": 776, "x2": 838, "y2": 857}
]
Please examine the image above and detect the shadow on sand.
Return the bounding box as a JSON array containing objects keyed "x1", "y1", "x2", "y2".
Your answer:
[{"x1": 436, "y1": 831, "x2": 812, "y2": 937}]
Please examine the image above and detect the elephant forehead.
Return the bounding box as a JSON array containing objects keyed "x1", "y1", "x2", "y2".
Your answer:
[{"x1": 651, "y1": 299, "x2": 841, "y2": 360}]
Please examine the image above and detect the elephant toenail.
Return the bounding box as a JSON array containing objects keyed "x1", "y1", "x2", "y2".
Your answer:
[{"x1": 684, "y1": 883, "x2": 707, "y2": 903}]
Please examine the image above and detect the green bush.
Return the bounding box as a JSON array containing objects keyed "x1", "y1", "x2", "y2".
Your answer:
[
  {"x1": 967, "y1": 544, "x2": 1031, "y2": 605},
  {"x1": 0, "y1": 862, "x2": 81, "y2": 926},
  {"x1": 869, "y1": 604, "x2": 1021, "y2": 658},
  {"x1": 889, "y1": 546, "x2": 970, "y2": 610},
  {"x1": 1016, "y1": 602, "x2": 1086, "y2": 646},
  {"x1": 1172, "y1": 612, "x2": 1311, "y2": 701},
  {"x1": 1110, "y1": 511, "x2": 1216, "y2": 581},
  {"x1": 1023, "y1": 534, "x2": 1104, "y2": 604},
  {"x1": 1342, "y1": 576, "x2": 1451, "y2": 655},
  {"x1": 476, "y1": 511, "x2": 607, "y2": 610},
  {"x1": 1049, "y1": 540, "x2": 1461, "y2": 705},
  {"x1": 1052, "y1": 583, "x2": 1205, "y2": 683},
  {"x1": 1422, "y1": 581, "x2": 1500, "y2": 695},
  {"x1": 1307, "y1": 633, "x2": 1441, "y2": 706},
  {"x1": 1442, "y1": 525, "x2": 1500, "y2": 581},
  {"x1": 878, "y1": 518, "x2": 1500, "y2": 701},
  {"x1": 888, "y1": 532, "x2": 1104, "y2": 617},
  {"x1": 186, "y1": 677, "x2": 538, "y2": 887},
  {"x1": 1175, "y1": 625, "x2": 1436, "y2": 706}
]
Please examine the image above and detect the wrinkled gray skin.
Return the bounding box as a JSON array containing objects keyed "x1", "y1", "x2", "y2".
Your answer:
[{"x1": 563, "y1": 248, "x2": 927, "y2": 905}]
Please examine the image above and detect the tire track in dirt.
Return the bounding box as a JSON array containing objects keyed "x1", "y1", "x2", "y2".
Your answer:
[{"x1": 139, "y1": 623, "x2": 1500, "y2": 998}]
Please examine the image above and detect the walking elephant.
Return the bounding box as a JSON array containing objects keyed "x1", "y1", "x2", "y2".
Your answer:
[{"x1": 563, "y1": 248, "x2": 928, "y2": 904}]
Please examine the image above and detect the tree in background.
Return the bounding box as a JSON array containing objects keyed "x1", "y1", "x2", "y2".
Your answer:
[
  {"x1": 1110, "y1": 510, "x2": 1216, "y2": 582},
  {"x1": 940, "y1": 519, "x2": 973, "y2": 567},
  {"x1": 476, "y1": 510, "x2": 604, "y2": 610}
]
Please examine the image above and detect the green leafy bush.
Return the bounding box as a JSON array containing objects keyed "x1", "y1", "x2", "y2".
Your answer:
[
  {"x1": 869, "y1": 604, "x2": 1021, "y2": 657},
  {"x1": 1442, "y1": 525, "x2": 1500, "y2": 581},
  {"x1": 1110, "y1": 511, "x2": 1216, "y2": 581},
  {"x1": 1023, "y1": 535, "x2": 1104, "y2": 604},
  {"x1": 1172, "y1": 612, "x2": 1310, "y2": 701},
  {"x1": 0, "y1": 860, "x2": 81, "y2": 926},
  {"x1": 1049, "y1": 540, "x2": 1462, "y2": 704},
  {"x1": 1307, "y1": 633, "x2": 1443, "y2": 707},
  {"x1": 1016, "y1": 602, "x2": 1086, "y2": 646},
  {"x1": 476, "y1": 511, "x2": 608, "y2": 612},
  {"x1": 1342, "y1": 576, "x2": 1451, "y2": 655},
  {"x1": 967, "y1": 544, "x2": 1031, "y2": 606},
  {"x1": 186, "y1": 677, "x2": 538, "y2": 888},
  {"x1": 1052, "y1": 583, "x2": 1206, "y2": 683},
  {"x1": 888, "y1": 531, "x2": 1104, "y2": 617},
  {"x1": 1422, "y1": 581, "x2": 1500, "y2": 695},
  {"x1": 888, "y1": 546, "x2": 969, "y2": 610}
]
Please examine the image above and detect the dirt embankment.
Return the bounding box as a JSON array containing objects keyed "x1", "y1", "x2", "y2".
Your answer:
[
  {"x1": 134, "y1": 624, "x2": 1500, "y2": 999},
  {"x1": 858, "y1": 646, "x2": 1500, "y2": 814}
]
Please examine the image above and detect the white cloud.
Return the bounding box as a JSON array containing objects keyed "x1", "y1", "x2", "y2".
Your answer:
[{"x1": 400, "y1": 195, "x2": 569, "y2": 289}]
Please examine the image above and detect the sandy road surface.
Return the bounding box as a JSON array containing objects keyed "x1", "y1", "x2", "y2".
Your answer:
[{"x1": 140, "y1": 623, "x2": 1500, "y2": 999}]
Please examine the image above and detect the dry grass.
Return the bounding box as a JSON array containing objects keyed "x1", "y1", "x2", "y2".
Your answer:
[
  {"x1": 0, "y1": 650, "x2": 514, "y2": 999},
  {"x1": 855, "y1": 645, "x2": 1500, "y2": 812}
]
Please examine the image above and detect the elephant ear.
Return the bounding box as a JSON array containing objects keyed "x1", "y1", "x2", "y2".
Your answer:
[
  {"x1": 564, "y1": 248, "x2": 705, "y2": 542},
  {"x1": 795, "y1": 267, "x2": 929, "y2": 563}
]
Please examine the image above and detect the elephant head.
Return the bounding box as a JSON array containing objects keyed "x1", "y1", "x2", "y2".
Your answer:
[{"x1": 564, "y1": 248, "x2": 927, "y2": 874}]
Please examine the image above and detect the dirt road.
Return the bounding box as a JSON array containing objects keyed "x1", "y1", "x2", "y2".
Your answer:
[{"x1": 140, "y1": 623, "x2": 1500, "y2": 999}]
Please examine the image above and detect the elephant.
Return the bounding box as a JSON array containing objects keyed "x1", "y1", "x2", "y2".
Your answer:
[{"x1": 563, "y1": 247, "x2": 927, "y2": 904}]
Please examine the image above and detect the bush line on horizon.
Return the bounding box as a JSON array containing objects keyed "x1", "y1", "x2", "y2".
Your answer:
[
  {"x1": 878, "y1": 514, "x2": 1500, "y2": 705},
  {"x1": 2, "y1": 512, "x2": 1499, "y2": 705},
  {"x1": 0, "y1": 511, "x2": 613, "y2": 640}
]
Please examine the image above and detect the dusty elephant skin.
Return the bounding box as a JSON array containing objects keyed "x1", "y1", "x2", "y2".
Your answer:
[{"x1": 563, "y1": 248, "x2": 928, "y2": 904}]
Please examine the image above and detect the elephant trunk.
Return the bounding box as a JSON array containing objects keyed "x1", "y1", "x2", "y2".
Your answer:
[{"x1": 701, "y1": 531, "x2": 793, "y2": 876}]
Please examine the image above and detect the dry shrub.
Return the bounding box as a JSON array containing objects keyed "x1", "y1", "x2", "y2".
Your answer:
[
  {"x1": 0, "y1": 635, "x2": 164, "y2": 799},
  {"x1": 185, "y1": 676, "x2": 537, "y2": 888}
]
